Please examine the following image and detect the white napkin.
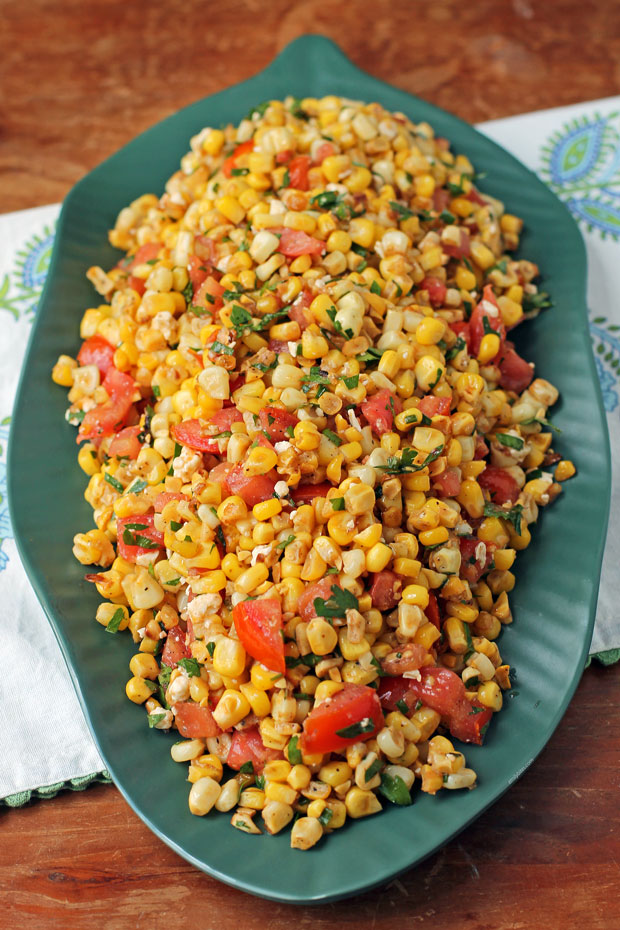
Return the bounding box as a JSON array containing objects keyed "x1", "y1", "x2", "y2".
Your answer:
[{"x1": 2, "y1": 98, "x2": 619, "y2": 802}]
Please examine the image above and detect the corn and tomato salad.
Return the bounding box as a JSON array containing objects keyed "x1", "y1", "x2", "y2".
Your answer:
[{"x1": 52, "y1": 95, "x2": 575, "y2": 849}]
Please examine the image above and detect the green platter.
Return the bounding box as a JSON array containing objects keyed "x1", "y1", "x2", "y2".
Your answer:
[{"x1": 8, "y1": 35, "x2": 611, "y2": 904}]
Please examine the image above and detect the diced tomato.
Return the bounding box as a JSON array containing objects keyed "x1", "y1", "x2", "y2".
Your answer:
[
  {"x1": 175, "y1": 702, "x2": 220, "y2": 739},
  {"x1": 259, "y1": 406, "x2": 299, "y2": 442},
  {"x1": 225, "y1": 465, "x2": 277, "y2": 507},
  {"x1": 154, "y1": 490, "x2": 188, "y2": 512},
  {"x1": 125, "y1": 241, "x2": 163, "y2": 271},
  {"x1": 287, "y1": 155, "x2": 311, "y2": 191},
  {"x1": 268, "y1": 339, "x2": 290, "y2": 353},
  {"x1": 498, "y1": 345, "x2": 534, "y2": 393},
  {"x1": 314, "y1": 142, "x2": 336, "y2": 163},
  {"x1": 277, "y1": 228, "x2": 325, "y2": 258},
  {"x1": 116, "y1": 513, "x2": 164, "y2": 563},
  {"x1": 378, "y1": 675, "x2": 418, "y2": 713},
  {"x1": 77, "y1": 334, "x2": 116, "y2": 376},
  {"x1": 127, "y1": 275, "x2": 146, "y2": 296},
  {"x1": 233, "y1": 598, "x2": 285, "y2": 675},
  {"x1": 369, "y1": 571, "x2": 402, "y2": 611},
  {"x1": 479, "y1": 465, "x2": 520, "y2": 504},
  {"x1": 426, "y1": 591, "x2": 441, "y2": 629},
  {"x1": 171, "y1": 409, "x2": 242, "y2": 453},
  {"x1": 288, "y1": 288, "x2": 313, "y2": 331},
  {"x1": 469, "y1": 285, "x2": 506, "y2": 357},
  {"x1": 194, "y1": 235, "x2": 217, "y2": 263},
  {"x1": 443, "y1": 229, "x2": 471, "y2": 259},
  {"x1": 298, "y1": 578, "x2": 337, "y2": 622},
  {"x1": 161, "y1": 625, "x2": 190, "y2": 668},
  {"x1": 360, "y1": 388, "x2": 403, "y2": 436},
  {"x1": 417, "y1": 396, "x2": 451, "y2": 418},
  {"x1": 432, "y1": 466, "x2": 461, "y2": 498},
  {"x1": 300, "y1": 684, "x2": 385, "y2": 754},
  {"x1": 187, "y1": 255, "x2": 209, "y2": 293},
  {"x1": 474, "y1": 435, "x2": 489, "y2": 459},
  {"x1": 291, "y1": 482, "x2": 333, "y2": 504},
  {"x1": 77, "y1": 367, "x2": 136, "y2": 443},
  {"x1": 422, "y1": 277, "x2": 447, "y2": 308},
  {"x1": 227, "y1": 725, "x2": 283, "y2": 772},
  {"x1": 194, "y1": 275, "x2": 225, "y2": 313},
  {"x1": 433, "y1": 188, "x2": 451, "y2": 212},
  {"x1": 397, "y1": 666, "x2": 492, "y2": 744},
  {"x1": 108, "y1": 425, "x2": 142, "y2": 460},
  {"x1": 459, "y1": 537, "x2": 496, "y2": 585},
  {"x1": 449, "y1": 321, "x2": 472, "y2": 352},
  {"x1": 209, "y1": 461, "x2": 234, "y2": 488},
  {"x1": 467, "y1": 188, "x2": 487, "y2": 206},
  {"x1": 222, "y1": 139, "x2": 254, "y2": 178}
]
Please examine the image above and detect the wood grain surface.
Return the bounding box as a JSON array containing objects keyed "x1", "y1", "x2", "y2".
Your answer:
[{"x1": 2, "y1": 1, "x2": 620, "y2": 926}]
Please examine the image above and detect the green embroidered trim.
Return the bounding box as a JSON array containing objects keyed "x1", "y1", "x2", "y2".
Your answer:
[
  {"x1": 0, "y1": 770, "x2": 111, "y2": 807},
  {"x1": 586, "y1": 647, "x2": 620, "y2": 668}
]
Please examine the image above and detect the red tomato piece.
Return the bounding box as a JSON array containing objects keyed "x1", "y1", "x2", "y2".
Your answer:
[
  {"x1": 449, "y1": 321, "x2": 472, "y2": 352},
  {"x1": 417, "y1": 396, "x2": 451, "y2": 418},
  {"x1": 268, "y1": 339, "x2": 290, "y2": 353},
  {"x1": 291, "y1": 482, "x2": 333, "y2": 504},
  {"x1": 298, "y1": 578, "x2": 337, "y2": 623},
  {"x1": 233, "y1": 598, "x2": 285, "y2": 675},
  {"x1": 209, "y1": 461, "x2": 234, "y2": 488},
  {"x1": 288, "y1": 288, "x2": 313, "y2": 331},
  {"x1": 369, "y1": 571, "x2": 402, "y2": 610},
  {"x1": 474, "y1": 434, "x2": 489, "y2": 459},
  {"x1": 314, "y1": 142, "x2": 336, "y2": 163},
  {"x1": 426, "y1": 591, "x2": 441, "y2": 629},
  {"x1": 194, "y1": 275, "x2": 225, "y2": 313},
  {"x1": 154, "y1": 490, "x2": 188, "y2": 512},
  {"x1": 401, "y1": 666, "x2": 492, "y2": 745},
  {"x1": 277, "y1": 228, "x2": 325, "y2": 258},
  {"x1": 127, "y1": 275, "x2": 146, "y2": 296},
  {"x1": 222, "y1": 139, "x2": 254, "y2": 178},
  {"x1": 226, "y1": 466, "x2": 276, "y2": 507},
  {"x1": 443, "y1": 229, "x2": 471, "y2": 259},
  {"x1": 467, "y1": 188, "x2": 487, "y2": 206},
  {"x1": 77, "y1": 367, "x2": 136, "y2": 443},
  {"x1": 422, "y1": 277, "x2": 447, "y2": 308},
  {"x1": 171, "y1": 409, "x2": 243, "y2": 453},
  {"x1": 77, "y1": 334, "x2": 116, "y2": 376},
  {"x1": 459, "y1": 537, "x2": 496, "y2": 585},
  {"x1": 259, "y1": 406, "x2": 299, "y2": 442},
  {"x1": 433, "y1": 188, "x2": 451, "y2": 212},
  {"x1": 432, "y1": 466, "x2": 462, "y2": 498},
  {"x1": 469, "y1": 284, "x2": 506, "y2": 357},
  {"x1": 175, "y1": 702, "x2": 220, "y2": 739},
  {"x1": 160, "y1": 626, "x2": 190, "y2": 669},
  {"x1": 478, "y1": 465, "x2": 520, "y2": 504},
  {"x1": 361, "y1": 388, "x2": 403, "y2": 436},
  {"x1": 116, "y1": 513, "x2": 164, "y2": 563},
  {"x1": 108, "y1": 425, "x2": 142, "y2": 460},
  {"x1": 300, "y1": 684, "x2": 385, "y2": 754},
  {"x1": 377, "y1": 675, "x2": 418, "y2": 713},
  {"x1": 125, "y1": 241, "x2": 163, "y2": 271},
  {"x1": 187, "y1": 255, "x2": 209, "y2": 292},
  {"x1": 287, "y1": 155, "x2": 311, "y2": 190},
  {"x1": 227, "y1": 725, "x2": 283, "y2": 772},
  {"x1": 498, "y1": 345, "x2": 534, "y2": 393}
]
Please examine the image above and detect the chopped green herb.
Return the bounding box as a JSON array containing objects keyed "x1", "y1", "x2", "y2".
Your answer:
[
  {"x1": 396, "y1": 698, "x2": 410, "y2": 715},
  {"x1": 446, "y1": 179, "x2": 465, "y2": 196},
  {"x1": 496, "y1": 432, "x2": 524, "y2": 450},
  {"x1": 170, "y1": 520, "x2": 183, "y2": 532},
  {"x1": 323, "y1": 428, "x2": 342, "y2": 446},
  {"x1": 379, "y1": 772, "x2": 412, "y2": 806},
  {"x1": 230, "y1": 303, "x2": 254, "y2": 335},
  {"x1": 318, "y1": 808, "x2": 333, "y2": 827},
  {"x1": 231, "y1": 167, "x2": 249, "y2": 176},
  {"x1": 211, "y1": 340, "x2": 234, "y2": 356},
  {"x1": 428, "y1": 368, "x2": 443, "y2": 390},
  {"x1": 483, "y1": 501, "x2": 524, "y2": 535},
  {"x1": 122, "y1": 528, "x2": 160, "y2": 549},
  {"x1": 104, "y1": 472, "x2": 124, "y2": 494},
  {"x1": 239, "y1": 761, "x2": 254, "y2": 775},
  {"x1": 439, "y1": 209, "x2": 456, "y2": 224},
  {"x1": 521, "y1": 416, "x2": 561, "y2": 433},
  {"x1": 105, "y1": 607, "x2": 125, "y2": 634},
  {"x1": 157, "y1": 665, "x2": 172, "y2": 706},
  {"x1": 147, "y1": 713, "x2": 167, "y2": 728},
  {"x1": 276, "y1": 535, "x2": 296, "y2": 551},
  {"x1": 490, "y1": 258, "x2": 508, "y2": 274},
  {"x1": 249, "y1": 101, "x2": 269, "y2": 119},
  {"x1": 287, "y1": 735, "x2": 303, "y2": 765},
  {"x1": 125, "y1": 478, "x2": 147, "y2": 495},
  {"x1": 378, "y1": 444, "x2": 444, "y2": 475},
  {"x1": 364, "y1": 758, "x2": 384, "y2": 782},
  {"x1": 356, "y1": 347, "x2": 383, "y2": 365},
  {"x1": 389, "y1": 200, "x2": 415, "y2": 220},
  {"x1": 177, "y1": 658, "x2": 202, "y2": 677},
  {"x1": 335, "y1": 718, "x2": 376, "y2": 739},
  {"x1": 285, "y1": 424, "x2": 295, "y2": 438},
  {"x1": 152, "y1": 385, "x2": 161, "y2": 398},
  {"x1": 285, "y1": 652, "x2": 323, "y2": 668},
  {"x1": 289, "y1": 98, "x2": 308, "y2": 120},
  {"x1": 445, "y1": 336, "x2": 466, "y2": 361},
  {"x1": 343, "y1": 375, "x2": 359, "y2": 389},
  {"x1": 370, "y1": 280, "x2": 382, "y2": 296},
  {"x1": 206, "y1": 641, "x2": 216, "y2": 658},
  {"x1": 523, "y1": 291, "x2": 553, "y2": 314},
  {"x1": 182, "y1": 280, "x2": 194, "y2": 305},
  {"x1": 166, "y1": 577, "x2": 182, "y2": 587},
  {"x1": 255, "y1": 774, "x2": 266, "y2": 790},
  {"x1": 330, "y1": 497, "x2": 345, "y2": 511},
  {"x1": 314, "y1": 585, "x2": 359, "y2": 621},
  {"x1": 482, "y1": 316, "x2": 496, "y2": 336},
  {"x1": 301, "y1": 366, "x2": 331, "y2": 395},
  {"x1": 280, "y1": 168, "x2": 290, "y2": 189}
]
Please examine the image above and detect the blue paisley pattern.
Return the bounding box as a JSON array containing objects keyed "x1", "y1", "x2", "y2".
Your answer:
[{"x1": 0, "y1": 223, "x2": 55, "y2": 321}]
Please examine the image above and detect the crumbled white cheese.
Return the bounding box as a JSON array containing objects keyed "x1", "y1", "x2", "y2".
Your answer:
[{"x1": 274, "y1": 440, "x2": 291, "y2": 453}]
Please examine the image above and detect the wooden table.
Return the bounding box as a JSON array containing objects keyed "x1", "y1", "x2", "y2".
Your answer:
[{"x1": 2, "y1": 1, "x2": 620, "y2": 926}]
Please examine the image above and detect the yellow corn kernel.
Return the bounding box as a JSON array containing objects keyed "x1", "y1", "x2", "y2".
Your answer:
[
  {"x1": 457, "y1": 479, "x2": 485, "y2": 518},
  {"x1": 314, "y1": 680, "x2": 345, "y2": 705},
  {"x1": 244, "y1": 446, "x2": 278, "y2": 475},
  {"x1": 443, "y1": 616, "x2": 469, "y2": 654},
  {"x1": 418, "y1": 526, "x2": 449, "y2": 547},
  {"x1": 345, "y1": 787, "x2": 382, "y2": 819},
  {"x1": 306, "y1": 618, "x2": 338, "y2": 656},
  {"x1": 338, "y1": 629, "x2": 370, "y2": 662},
  {"x1": 125, "y1": 676, "x2": 155, "y2": 704},
  {"x1": 392, "y1": 557, "x2": 421, "y2": 579},
  {"x1": 470, "y1": 240, "x2": 495, "y2": 270},
  {"x1": 340, "y1": 441, "x2": 362, "y2": 462},
  {"x1": 446, "y1": 601, "x2": 479, "y2": 623},
  {"x1": 253, "y1": 498, "x2": 282, "y2": 521},
  {"x1": 365, "y1": 542, "x2": 392, "y2": 573},
  {"x1": 413, "y1": 621, "x2": 441, "y2": 649},
  {"x1": 250, "y1": 662, "x2": 278, "y2": 691},
  {"x1": 77, "y1": 444, "x2": 99, "y2": 476},
  {"x1": 348, "y1": 217, "x2": 375, "y2": 249},
  {"x1": 293, "y1": 421, "x2": 321, "y2": 451},
  {"x1": 498, "y1": 296, "x2": 523, "y2": 328},
  {"x1": 188, "y1": 754, "x2": 223, "y2": 784},
  {"x1": 555, "y1": 460, "x2": 576, "y2": 482},
  {"x1": 265, "y1": 780, "x2": 297, "y2": 806},
  {"x1": 477, "y1": 333, "x2": 501, "y2": 364},
  {"x1": 477, "y1": 517, "x2": 510, "y2": 547},
  {"x1": 213, "y1": 638, "x2": 247, "y2": 679},
  {"x1": 189, "y1": 677, "x2": 210, "y2": 704},
  {"x1": 455, "y1": 266, "x2": 476, "y2": 290},
  {"x1": 129, "y1": 653, "x2": 159, "y2": 680},
  {"x1": 402, "y1": 584, "x2": 430, "y2": 608},
  {"x1": 477, "y1": 680, "x2": 503, "y2": 711},
  {"x1": 263, "y1": 759, "x2": 292, "y2": 783},
  {"x1": 235, "y1": 563, "x2": 269, "y2": 594},
  {"x1": 287, "y1": 764, "x2": 312, "y2": 791},
  {"x1": 416, "y1": 317, "x2": 446, "y2": 346},
  {"x1": 212, "y1": 689, "x2": 251, "y2": 729},
  {"x1": 415, "y1": 173, "x2": 435, "y2": 198},
  {"x1": 318, "y1": 761, "x2": 353, "y2": 787},
  {"x1": 354, "y1": 524, "x2": 382, "y2": 548},
  {"x1": 239, "y1": 681, "x2": 271, "y2": 717},
  {"x1": 215, "y1": 195, "x2": 245, "y2": 225},
  {"x1": 52, "y1": 354, "x2": 77, "y2": 386}
]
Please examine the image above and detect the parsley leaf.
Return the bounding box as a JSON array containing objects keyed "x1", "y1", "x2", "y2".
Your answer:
[
  {"x1": 105, "y1": 607, "x2": 125, "y2": 634},
  {"x1": 276, "y1": 535, "x2": 296, "y2": 551},
  {"x1": 177, "y1": 658, "x2": 202, "y2": 678},
  {"x1": 483, "y1": 502, "x2": 524, "y2": 535},
  {"x1": 148, "y1": 713, "x2": 167, "y2": 728},
  {"x1": 496, "y1": 433, "x2": 524, "y2": 450},
  {"x1": 323, "y1": 428, "x2": 342, "y2": 446},
  {"x1": 445, "y1": 336, "x2": 466, "y2": 361},
  {"x1": 314, "y1": 585, "x2": 358, "y2": 621},
  {"x1": 335, "y1": 718, "x2": 376, "y2": 739},
  {"x1": 378, "y1": 444, "x2": 444, "y2": 475},
  {"x1": 104, "y1": 472, "x2": 124, "y2": 494},
  {"x1": 287, "y1": 735, "x2": 303, "y2": 765},
  {"x1": 343, "y1": 374, "x2": 359, "y2": 389},
  {"x1": 523, "y1": 291, "x2": 553, "y2": 314},
  {"x1": 379, "y1": 772, "x2": 412, "y2": 806}
]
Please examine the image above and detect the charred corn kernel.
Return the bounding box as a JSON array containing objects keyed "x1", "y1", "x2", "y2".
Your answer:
[
  {"x1": 263, "y1": 759, "x2": 292, "y2": 782},
  {"x1": 477, "y1": 333, "x2": 501, "y2": 364},
  {"x1": 345, "y1": 787, "x2": 382, "y2": 819},
  {"x1": 338, "y1": 629, "x2": 370, "y2": 661},
  {"x1": 188, "y1": 754, "x2": 224, "y2": 783},
  {"x1": 413, "y1": 620, "x2": 441, "y2": 649},
  {"x1": 290, "y1": 817, "x2": 323, "y2": 850},
  {"x1": 470, "y1": 240, "x2": 495, "y2": 270},
  {"x1": 478, "y1": 680, "x2": 503, "y2": 711},
  {"x1": 306, "y1": 799, "x2": 326, "y2": 819},
  {"x1": 416, "y1": 317, "x2": 446, "y2": 345},
  {"x1": 188, "y1": 777, "x2": 221, "y2": 816},
  {"x1": 253, "y1": 498, "x2": 282, "y2": 521},
  {"x1": 444, "y1": 617, "x2": 469, "y2": 654},
  {"x1": 265, "y1": 781, "x2": 297, "y2": 806},
  {"x1": 314, "y1": 680, "x2": 344, "y2": 703},
  {"x1": 457, "y1": 479, "x2": 485, "y2": 518},
  {"x1": 287, "y1": 765, "x2": 312, "y2": 791},
  {"x1": 419, "y1": 526, "x2": 449, "y2": 547},
  {"x1": 446, "y1": 601, "x2": 479, "y2": 623},
  {"x1": 294, "y1": 421, "x2": 321, "y2": 450},
  {"x1": 307, "y1": 618, "x2": 338, "y2": 655},
  {"x1": 125, "y1": 676, "x2": 155, "y2": 704},
  {"x1": 239, "y1": 787, "x2": 266, "y2": 810},
  {"x1": 411, "y1": 706, "x2": 442, "y2": 741},
  {"x1": 244, "y1": 446, "x2": 278, "y2": 474},
  {"x1": 365, "y1": 542, "x2": 392, "y2": 572},
  {"x1": 319, "y1": 761, "x2": 353, "y2": 787},
  {"x1": 212, "y1": 689, "x2": 251, "y2": 729},
  {"x1": 262, "y1": 800, "x2": 294, "y2": 835},
  {"x1": 239, "y1": 681, "x2": 271, "y2": 717},
  {"x1": 213, "y1": 638, "x2": 246, "y2": 678},
  {"x1": 555, "y1": 460, "x2": 576, "y2": 481},
  {"x1": 235, "y1": 563, "x2": 269, "y2": 594},
  {"x1": 129, "y1": 653, "x2": 159, "y2": 680}
]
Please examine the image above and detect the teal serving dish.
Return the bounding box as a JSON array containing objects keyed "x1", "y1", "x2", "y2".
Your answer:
[{"x1": 8, "y1": 35, "x2": 610, "y2": 904}]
